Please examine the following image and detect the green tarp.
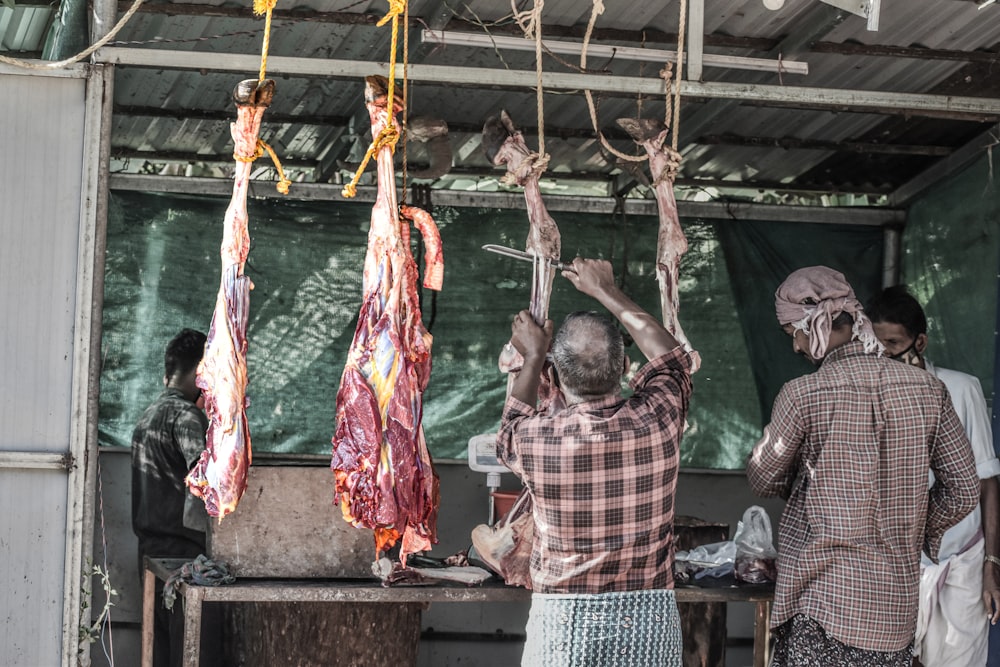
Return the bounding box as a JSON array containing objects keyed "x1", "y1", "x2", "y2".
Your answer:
[
  {"x1": 902, "y1": 153, "x2": 1000, "y2": 401},
  {"x1": 101, "y1": 191, "x2": 764, "y2": 467}
]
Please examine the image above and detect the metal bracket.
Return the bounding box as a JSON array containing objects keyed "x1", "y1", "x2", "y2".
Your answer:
[{"x1": 819, "y1": 0, "x2": 881, "y2": 30}]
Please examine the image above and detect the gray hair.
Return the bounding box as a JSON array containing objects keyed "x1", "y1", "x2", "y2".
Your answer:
[{"x1": 552, "y1": 311, "x2": 624, "y2": 397}]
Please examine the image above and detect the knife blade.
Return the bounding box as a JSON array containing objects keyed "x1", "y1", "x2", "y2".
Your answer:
[{"x1": 482, "y1": 244, "x2": 575, "y2": 273}]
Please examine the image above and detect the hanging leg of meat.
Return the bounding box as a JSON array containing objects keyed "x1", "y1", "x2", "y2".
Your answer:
[
  {"x1": 482, "y1": 111, "x2": 564, "y2": 411},
  {"x1": 186, "y1": 79, "x2": 272, "y2": 518},
  {"x1": 332, "y1": 75, "x2": 443, "y2": 564},
  {"x1": 617, "y1": 118, "x2": 701, "y2": 372}
]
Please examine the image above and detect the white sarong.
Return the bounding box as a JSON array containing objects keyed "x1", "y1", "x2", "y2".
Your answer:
[{"x1": 915, "y1": 534, "x2": 988, "y2": 666}]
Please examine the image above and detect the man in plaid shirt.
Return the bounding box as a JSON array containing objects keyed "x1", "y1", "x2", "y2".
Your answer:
[
  {"x1": 748, "y1": 266, "x2": 979, "y2": 667},
  {"x1": 497, "y1": 258, "x2": 692, "y2": 666}
]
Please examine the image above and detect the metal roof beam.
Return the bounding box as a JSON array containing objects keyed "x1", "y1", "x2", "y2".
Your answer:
[
  {"x1": 94, "y1": 48, "x2": 1000, "y2": 121},
  {"x1": 696, "y1": 133, "x2": 954, "y2": 156},
  {"x1": 888, "y1": 124, "x2": 1000, "y2": 206},
  {"x1": 108, "y1": 173, "x2": 903, "y2": 226},
  {"x1": 813, "y1": 41, "x2": 1000, "y2": 63}
]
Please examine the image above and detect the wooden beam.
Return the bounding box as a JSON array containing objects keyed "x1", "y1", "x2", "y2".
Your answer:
[
  {"x1": 696, "y1": 133, "x2": 953, "y2": 156},
  {"x1": 687, "y1": 0, "x2": 705, "y2": 82},
  {"x1": 812, "y1": 41, "x2": 1000, "y2": 64},
  {"x1": 888, "y1": 125, "x2": 1000, "y2": 206},
  {"x1": 94, "y1": 48, "x2": 1000, "y2": 121},
  {"x1": 108, "y1": 173, "x2": 904, "y2": 226}
]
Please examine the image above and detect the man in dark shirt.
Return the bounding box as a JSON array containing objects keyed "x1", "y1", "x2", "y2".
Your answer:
[
  {"x1": 497, "y1": 258, "x2": 692, "y2": 666},
  {"x1": 132, "y1": 328, "x2": 208, "y2": 667}
]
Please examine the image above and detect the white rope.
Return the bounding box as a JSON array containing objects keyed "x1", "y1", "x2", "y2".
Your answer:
[{"x1": 0, "y1": 0, "x2": 147, "y2": 70}]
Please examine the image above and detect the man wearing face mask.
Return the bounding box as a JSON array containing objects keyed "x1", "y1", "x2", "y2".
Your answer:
[
  {"x1": 868, "y1": 285, "x2": 1000, "y2": 667},
  {"x1": 748, "y1": 266, "x2": 979, "y2": 667}
]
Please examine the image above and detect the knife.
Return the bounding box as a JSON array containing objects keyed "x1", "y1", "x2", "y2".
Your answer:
[{"x1": 482, "y1": 244, "x2": 575, "y2": 273}]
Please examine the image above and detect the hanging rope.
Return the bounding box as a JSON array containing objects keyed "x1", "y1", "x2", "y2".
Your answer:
[
  {"x1": 580, "y1": 1, "x2": 646, "y2": 163},
  {"x1": 0, "y1": 0, "x2": 147, "y2": 70},
  {"x1": 342, "y1": 0, "x2": 407, "y2": 198},
  {"x1": 671, "y1": 0, "x2": 688, "y2": 151},
  {"x1": 253, "y1": 0, "x2": 278, "y2": 81},
  {"x1": 511, "y1": 0, "x2": 548, "y2": 160},
  {"x1": 233, "y1": 139, "x2": 293, "y2": 194},
  {"x1": 400, "y1": 0, "x2": 410, "y2": 206}
]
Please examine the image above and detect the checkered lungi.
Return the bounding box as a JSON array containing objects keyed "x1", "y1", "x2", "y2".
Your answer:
[
  {"x1": 770, "y1": 615, "x2": 913, "y2": 667},
  {"x1": 521, "y1": 589, "x2": 683, "y2": 667}
]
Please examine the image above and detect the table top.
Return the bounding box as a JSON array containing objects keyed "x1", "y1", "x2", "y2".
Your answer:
[{"x1": 146, "y1": 557, "x2": 773, "y2": 604}]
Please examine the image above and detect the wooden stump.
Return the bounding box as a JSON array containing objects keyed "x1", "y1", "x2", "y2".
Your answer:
[
  {"x1": 675, "y1": 516, "x2": 730, "y2": 667},
  {"x1": 219, "y1": 601, "x2": 422, "y2": 666}
]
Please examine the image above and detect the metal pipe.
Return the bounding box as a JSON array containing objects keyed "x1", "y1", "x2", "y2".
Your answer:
[
  {"x1": 108, "y1": 173, "x2": 905, "y2": 226},
  {"x1": 92, "y1": 47, "x2": 1000, "y2": 120},
  {"x1": 62, "y1": 62, "x2": 114, "y2": 667},
  {"x1": 882, "y1": 225, "x2": 903, "y2": 288}
]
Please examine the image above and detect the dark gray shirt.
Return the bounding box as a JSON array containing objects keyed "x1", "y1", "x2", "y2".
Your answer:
[{"x1": 131, "y1": 388, "x2": 208, "y2": 560}]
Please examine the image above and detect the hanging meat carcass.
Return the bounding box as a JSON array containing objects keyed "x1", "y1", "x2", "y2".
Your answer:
[
  {"x1": 331, "y1": 75, "x2": 443, "y2": 563},
  {"x1": 617, "y1": 118, "x2": 701, "y2": 372},
  {"x1": 186, "y1": 79, "x2": 272, "y2": 518},
  {"x1": 482, "y1": 111, "x2": 563, "y2": 410}
]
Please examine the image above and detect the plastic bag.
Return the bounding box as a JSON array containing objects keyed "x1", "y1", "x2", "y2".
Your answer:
[
  {"x1": 674, "y1": 539, "x2": 736, "y2": 581},
  {"x1": 732, "y1": 505, "x2": 778, "y2": 584},
  {"x1": 469, "y1": 487, "x2": 534, "y2": 589}
]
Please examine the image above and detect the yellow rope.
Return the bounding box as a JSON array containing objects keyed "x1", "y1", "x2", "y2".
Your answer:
[
  {"x1": 258, "y1": 140, "x2": 292, "y2": 194},
  {"x1": 343, "y1": 0, "x2": 407, "y2": 199},
  {"x1": 401, "y1": 0, "x2": 410, "y2": 205},
  {"x1": 253, "y1": 0, "x2": 277, "y2": 81},
  {"x1": 234, "y1": 139, "x2": 292, "y2": 194}
]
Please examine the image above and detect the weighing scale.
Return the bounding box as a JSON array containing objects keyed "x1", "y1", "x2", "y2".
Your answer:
[{"x1": 467, "y1": 433, "x2": 511, "y2": 526}]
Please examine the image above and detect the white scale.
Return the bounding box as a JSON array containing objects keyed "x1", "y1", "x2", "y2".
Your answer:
[{"x1": 467, "y1": 433, "x2": 511, "y2": 526}]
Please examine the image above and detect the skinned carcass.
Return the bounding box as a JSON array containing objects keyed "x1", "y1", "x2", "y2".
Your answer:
[
  {"x1": 331, "y1": 75, "x2": 443, "y2": 564},
  {"x1": 482, "y1": 111, "x2": 564, "y2": 411},
  {"x1": 617, "y1": 118, "x2": 701, "y2": 371},
  {"x1": 186, "y1": 79, "x2": 271, "y2": 518}
]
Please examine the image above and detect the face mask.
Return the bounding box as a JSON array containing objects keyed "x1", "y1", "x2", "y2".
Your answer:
[{"x1": 888, "y1": 339, "x2": 922, "y2": 367}]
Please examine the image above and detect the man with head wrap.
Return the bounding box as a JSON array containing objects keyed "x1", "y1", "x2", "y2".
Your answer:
[{"x1": 747, "y1": 266, "x2": 980, "y2": 667}]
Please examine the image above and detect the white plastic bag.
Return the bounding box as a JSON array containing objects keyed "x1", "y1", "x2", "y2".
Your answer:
[{"x1": 732, "y1": 505, "x2": 778, "y2": 584}]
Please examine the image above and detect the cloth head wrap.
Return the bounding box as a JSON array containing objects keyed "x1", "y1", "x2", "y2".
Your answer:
[{"x1": 774, "y1": 266, "x2": 883, "y2": 359}]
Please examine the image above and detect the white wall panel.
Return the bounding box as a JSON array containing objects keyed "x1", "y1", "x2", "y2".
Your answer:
[
  {"x1": 0, "y1": 75, "x2": 85, "y2": 450},
  {"x1": 0, "y1": 468, "x2": 71, "y2": 666},
  {"x1": 0, "y1": 73, "x2": 87, "y2": 666}
]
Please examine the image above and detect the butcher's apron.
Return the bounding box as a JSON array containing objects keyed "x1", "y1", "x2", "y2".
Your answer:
[
  {"x1": 915, "y1": 530, "x2": 987, "y2": 666},
  {"x1": 521, "y1": 588, "x2": 682, "y2": 667}
]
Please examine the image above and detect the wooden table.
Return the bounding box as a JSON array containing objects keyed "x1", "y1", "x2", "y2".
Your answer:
[{"x1": 143, "y1": 557, "x2": 773, "y2": 666}]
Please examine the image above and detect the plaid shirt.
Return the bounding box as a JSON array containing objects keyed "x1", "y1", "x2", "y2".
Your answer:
[
  {"x1": 748, "y1": 341, "x2": 979, "y2": 652},
  {"x1": 496, "y1": 347, "x2": 692, "y2": 594}
]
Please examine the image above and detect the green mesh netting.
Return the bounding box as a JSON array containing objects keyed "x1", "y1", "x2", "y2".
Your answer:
[
  {"x1": 714, "y1": 219, "x2": 885, "y2": 421},
  {"x1": 902, "y1": 153, "x2": 1000, "y2": 401},
  {"x1": 100, "y1": 190, "x2": 764, "y2": 468}
]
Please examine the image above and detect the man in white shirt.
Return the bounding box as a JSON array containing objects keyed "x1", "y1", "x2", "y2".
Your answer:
[{"x1": 868, "y1": 285, "x2": 1000, "y2": 666}]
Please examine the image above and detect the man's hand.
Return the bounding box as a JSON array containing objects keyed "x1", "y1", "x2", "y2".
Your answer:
[
  {"x1": 984, "y1": 562, "x2": 1000, "y2": 625},
  {"x1": 563, "y1": 258, "x2": 680, "y2": 361},
  {"x1": 562, "y1": 258, "x2": 616, "y2": 300},
  {"x1": 508, "y1": 310, "x2": 553, "y2": 408},
  {"x1": 510, "y1": 310, "x2": 553, "y2": 364}
]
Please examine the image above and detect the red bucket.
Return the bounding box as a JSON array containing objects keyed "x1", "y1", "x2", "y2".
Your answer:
[{"x1": 490, "y1": 490, "x2": 521, "y2": 518}]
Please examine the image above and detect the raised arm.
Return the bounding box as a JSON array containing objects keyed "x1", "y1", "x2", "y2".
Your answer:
[
  {"x1": 562, "y1": 258, "x2": 680, "y2": 361},
  {"x1": 507, "y1": 309, "x2": 553, "y2": 408}
]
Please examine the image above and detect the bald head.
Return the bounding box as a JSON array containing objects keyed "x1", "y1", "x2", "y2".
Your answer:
[{"x1": 552, "y1": 311, "x2": 625, "y2": 399}]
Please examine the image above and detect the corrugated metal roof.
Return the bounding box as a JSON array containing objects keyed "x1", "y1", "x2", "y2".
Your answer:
[{"x1": 95, "y1": 0, "x2": 1000, "y2": 202}]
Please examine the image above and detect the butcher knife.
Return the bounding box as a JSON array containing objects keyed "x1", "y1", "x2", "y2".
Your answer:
[{"x1": 481, "y1": 244, "x2": 576, "y2": 273}]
